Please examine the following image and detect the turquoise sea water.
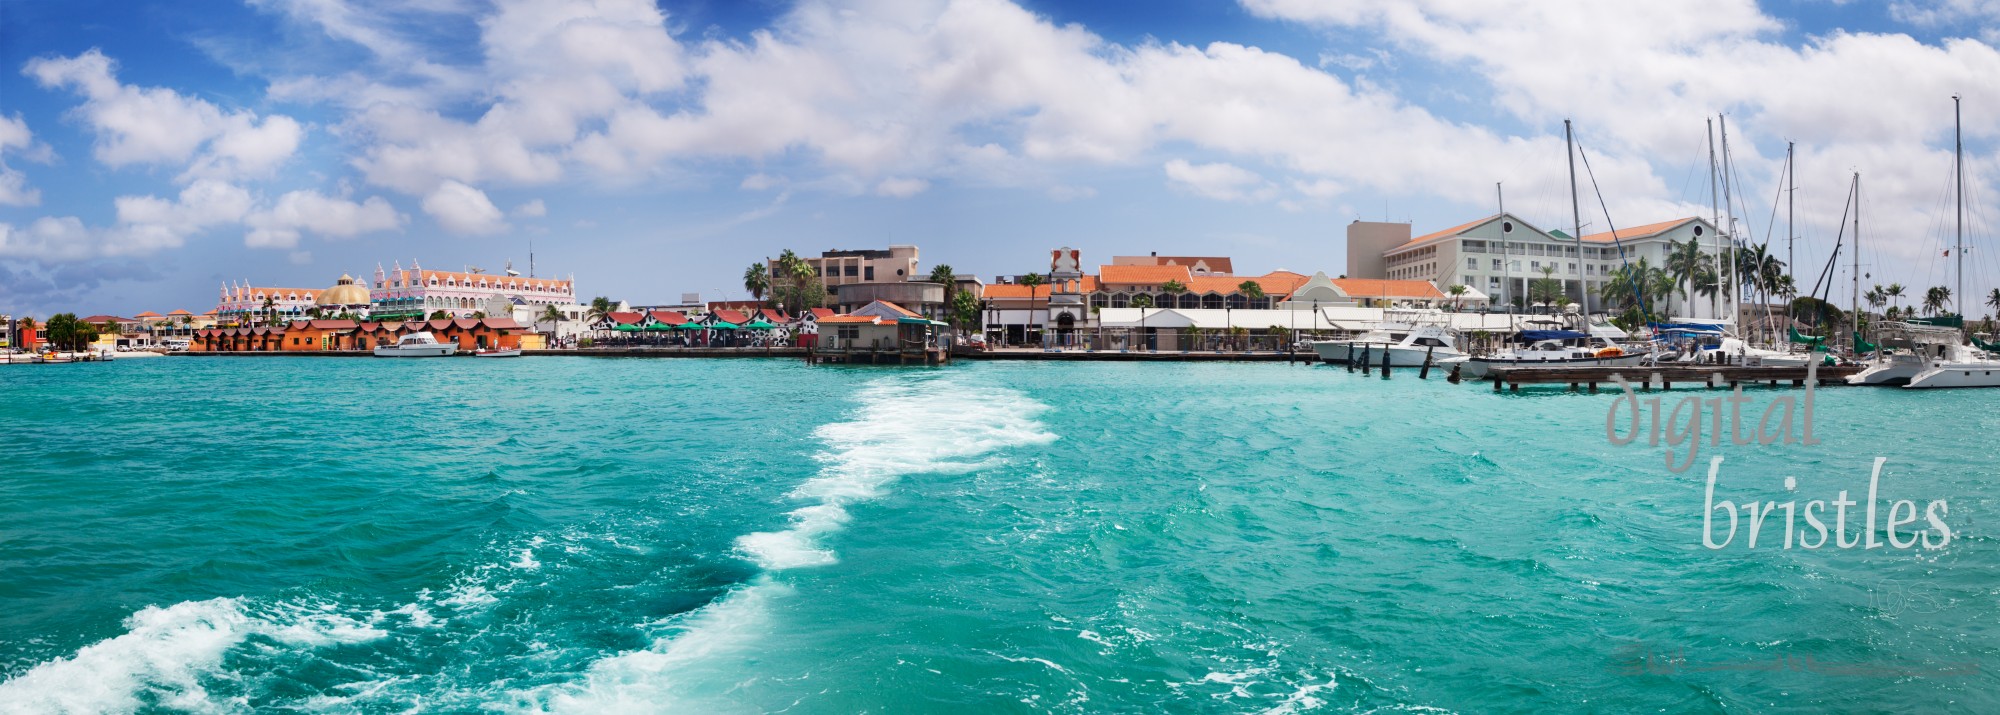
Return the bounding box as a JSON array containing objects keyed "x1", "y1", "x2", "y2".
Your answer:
[{"x1": 1, "y1": 357, "x2": 1997, "y2": 713}]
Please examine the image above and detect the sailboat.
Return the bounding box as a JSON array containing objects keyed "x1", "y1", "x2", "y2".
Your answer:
[{"x1": 1905, "y1": 95, "x2": 2000, "y2": 389}]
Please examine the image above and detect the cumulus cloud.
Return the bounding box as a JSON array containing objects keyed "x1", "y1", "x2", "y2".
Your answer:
[
  {"x1": 422, "y1": 180, "x2": 508, "y2": 234},
  {"x1": 0, "y1": 113, "x2": 50, "y2": 206},
  {"x1": 874, "y1": 177, "x2": 930, "y2": 198},
  {"x1": 511, "y1": 198, "x2": 546, "y2": 217},
  {"x1": 246, "y1": 190, "x2": 405, "y2": 248},
  {"x1": 1164, "y1": 159, "x2": 1276, "y2": 202},
  {"x1": 25, "y1": 49, "x2": 303, "y2": 180}
]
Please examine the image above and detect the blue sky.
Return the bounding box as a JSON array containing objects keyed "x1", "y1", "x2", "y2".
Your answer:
[{"x1": 2, "y1": 0, "x2": 1998, "y2": 317}]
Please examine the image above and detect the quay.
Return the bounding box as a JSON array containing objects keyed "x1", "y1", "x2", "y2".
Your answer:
[
  {"x1": 963, "y1": 348, "x2": 1298, "y2": 362},
  {"x1": 1486, "y1": 364, "x2": 1865, "y2": 392}
]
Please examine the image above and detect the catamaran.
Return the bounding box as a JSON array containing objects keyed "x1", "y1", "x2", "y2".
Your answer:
[{"x1": 1901, "y1": 96, "x2": 1998, "y2": 389}]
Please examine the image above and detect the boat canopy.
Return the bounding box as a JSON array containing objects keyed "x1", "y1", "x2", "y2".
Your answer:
[
  {"x1": 1514, "y1": 330, "x2": 1588, "y2": 342},
  {"x1": 1789, "y1": 326, "x2": 1826, "y2": 346}
]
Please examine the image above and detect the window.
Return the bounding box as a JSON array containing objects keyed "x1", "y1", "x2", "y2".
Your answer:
[
  {"x1": 865, "y1": 267, "x2": 875, "y2": 281},
  {"x1": 1568, "y1": 263, "x2": 1577, "y2": 274},
  {"x1": 844, "y1": 265, "x2": 858, "y2": 277},
  {"x1": 1467, "y1": 257, "x2": 1477, "y2": 269},
  {"x1": 837, "y1": 326, "x2": 860, "y2": 340},
  {"x1": 1509, "y1": 261, "x2": 1521, "y2": 271},
  {"x1": 1492, "y1": 259, "x2": 1502, "y2": 270},
  {"x1": 1530, "y1": 261, "x2": 1541, "y2": 270}
]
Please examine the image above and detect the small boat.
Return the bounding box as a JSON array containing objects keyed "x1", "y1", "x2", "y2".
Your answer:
[
  {"x1": 1453, "y1": 329, "x2": 1650, "y2": 378},
  {"x1": 1309, "y1": 310, "x2": 1463, "y2": 366},
  {"x1": 474, "y1": 348, "x2": 522, "y2": 358},
  {"x1": 1905, "y1": 360, "x2": 2000, "y2": 389},
  {"x1": 1847, "y1": 321, "x2": 1973, "y2": 386},
  {"x1": 373, "y1": 332, "x2": 458, "y2": 357}
]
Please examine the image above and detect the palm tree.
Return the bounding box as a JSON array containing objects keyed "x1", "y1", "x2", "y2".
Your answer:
[
  {"x1": 538, "y1": 304, "x2": 564, "y2": 341},
  {"x1": 1529, "y1": 266, "x2": 1565, "y2": 308},
  {"x1": 1885, "y1": 283, "x2": 1906, "y2": 314},
  {"x1": 15, "y1": 315, "x2": 35, "y2": 347},
  {"x1": 1445, "y1": 284, "x2": 1468, "y2": 311},
  {"x1": 1986, "y1": 288, "x2": 2000, "y2": 319},
  {"x1": 1227, "y1": 325, "x2": 1250, "y2": 351},
  {"x1": 1130, "y1": 293, "x2": 1154, "y2": 349},
  {"x1": 1237, "y1": 280, "x2": 1266, "y2": 308},
  {"x1": 929, "y1": 264, "x2": 956, "y2": 327},
  {"x1": 470, "y1": 311, "x2": 487, "y2": 320},
  {"x1": 586, "y1": 296, "x2": 616, "y2": 327},
  {"x1": 1666, "y1": 237, "x2": 1706, "y2": 315},
  {"x1": 1161, "y1": 279, "x2": 1188, "y2": 309},
  {"x1": 261, "y1": 296, "x2": 277, "y2": 326},
  {"x1": 1866, "y1": 285, "x2": 1887, "y2": 315},
  {"x1": 1924, "y1": 286, "x2": 1952, "y2": 316},
  {"x1": 743, "y1": 263, "x2": 769, "y2": 306},
  {"x1": 1018, "y1": 273, "x2": 1044, "y2": 345},
  {"x1": 428, "y1": 310, "x2": 451, "y2": 320}
]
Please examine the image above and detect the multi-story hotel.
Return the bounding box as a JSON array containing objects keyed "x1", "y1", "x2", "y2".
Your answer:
[
  {"x1": 216, "y1": 282, "x2": 323, "y2": 325},
  {"x1": 367, "y1": 261, "x2": 577, "y2": 319},
  {"x1": 1355, "y1": 214, "x2": 1725, "y2": 315}
]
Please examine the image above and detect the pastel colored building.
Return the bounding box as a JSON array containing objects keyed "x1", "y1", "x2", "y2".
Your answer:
[
  {"x1": 368, "y1": 262, "x2": 576, "y2": 320},
  {"x1": 217, "y1": 282, "x2": 321, "y2": 325}
]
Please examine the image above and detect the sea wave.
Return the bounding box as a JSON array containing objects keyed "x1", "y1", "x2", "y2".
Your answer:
[{"x1": 517, "y1": 376, "x2": 1056, "y2": 712}]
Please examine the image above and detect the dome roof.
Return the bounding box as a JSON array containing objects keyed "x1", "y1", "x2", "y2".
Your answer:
[{"x1": 317, "y1": 274, "x2": 371, "y2": 306}]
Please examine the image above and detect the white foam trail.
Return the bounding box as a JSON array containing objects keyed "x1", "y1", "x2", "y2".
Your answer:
[
  {"x1": 0, "y1": 597, "x2": 394, "y2": 715},
  {"x1": 524, "y1": 377, "x2": 1055, "y2": 713}
]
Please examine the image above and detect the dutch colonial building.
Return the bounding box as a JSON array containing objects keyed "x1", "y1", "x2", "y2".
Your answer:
[
  {"x1": 368, "y1": 262, "x2": 576, "y2": 320},
  {"x1": 216, "y1": 282, "x2": 321, "y2": 325}
]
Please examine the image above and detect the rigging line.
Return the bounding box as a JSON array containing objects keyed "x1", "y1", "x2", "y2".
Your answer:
[
  {"x1": 1761, "y1": 146, "x2": 1788, "y2": 248},
  {"x1": 1809, "y1": 178, "x2": 1855, "y2": 308},
  {"x1": 1574, "y1": 139, "x2": 1651, "y2": 319}
]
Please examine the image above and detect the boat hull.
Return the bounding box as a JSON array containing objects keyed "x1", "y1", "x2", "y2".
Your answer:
[
  {"x1": 1904, "y1": 362, "x2": 2000, "y2": 389},
  {"x1": 1455, "y1": 352, "x2": 1650, "y2": 379},
  {"x1": 474, "y1": 349, "x2": 522, "y2": 358},
  {"x1": 1846, "y1": 357, "x2": 1930, "y2": 386},
  {"x1": 373, "y1": 345, "x2": 458, "y2": 357}
]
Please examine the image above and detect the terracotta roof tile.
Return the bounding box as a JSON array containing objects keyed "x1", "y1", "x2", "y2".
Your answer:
[
  {"x1": 1100, "y1": 264, "x2": 1192, "y2": 285},
  {"x1": 1329, "y1": 278, "x2": 1446, "y2": 300},
  {"x1": 1577, "y1": 217, "x2": 1699, "y2": 243},
  {"x1": 817, "y1": 315, "x2": 885, "y2": 324}
]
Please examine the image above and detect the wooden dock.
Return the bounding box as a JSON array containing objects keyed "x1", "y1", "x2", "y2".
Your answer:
[{"x1": 1486, "y1": 364, "x2": 1863, "y2": 392}]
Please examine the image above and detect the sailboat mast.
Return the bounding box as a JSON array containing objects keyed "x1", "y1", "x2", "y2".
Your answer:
[
  {"x1": 1955, "y1": 94, "x2": 1964, "y2": 318},
  {"x1": 1720, "y1": 114, "x2": 1737, "y2": 323},
  {"x1": 1566, "y1": 120, "x2": 1584, "y2": 327},
  {"x1": 1853, "y1": 172, "x2": 1861, "y2": 349},
  {"x1": 1498, "y1": 181, "x2": 1508, "y2": 310},
  {"x1": 1787, "y1": 141, "x2": 1795, "y2": 289},
  {"x1": 1707, "y1": 119, "x2": 1721, "y2": 320}
]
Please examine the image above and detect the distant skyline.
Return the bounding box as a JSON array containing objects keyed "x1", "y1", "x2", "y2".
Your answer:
[{"x1": 3, "y1": 0, "x2": 1998, "y2": 316}]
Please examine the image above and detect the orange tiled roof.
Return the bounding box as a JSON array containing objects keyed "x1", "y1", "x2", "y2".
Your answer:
[
  {"x1": 983, "y1": 276, "x2": 1100, "y2": 298},
  {"x1": 607, "y1": 311, "x2": 643, "y2": 325},
  {"x1": 648, "y1": 310, "x2": 690, "y2": 325},
  {"x1": 710, "y1": 309, "x2": 750, "y2": 324},
  {"x1": 874, "y1": 301, "x2": 921, "y2": 318},
  {"x1": 1329, "y1": 278, "x2": 1446, "y2": 300},
  {"x1": 389, "y1": 269, "x2": 569, "y2": 291},
  {"x1": 1404, "y1": 214, "x2": 1499, "y2": 246},
  {"x1": 133, "y1": 311, "x2": 162, "y2": 318},
  {"x1": 1577, "y1": 217, "x2": 1699, "y2": 243},
  {"x1": 1099, "y1": 264, "x2": 1192, "y2": 285},
  {"x1": 167, "y1": 309, "x2": 194, "y2": 315},
  {"x1": 809, "y1": 308, "x2": 838, "y2": 319},
  {"x1": 1182, "y1": 271, "x2": 1311, "y2": 296}
]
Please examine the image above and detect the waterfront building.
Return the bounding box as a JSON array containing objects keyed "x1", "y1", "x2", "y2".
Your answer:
[
  {"x1": 775, "y1": 246, "x2": 921, "y2": 297},
  {"x1": 833, "y1": 281, "x2": 945, "y2": 320},
  {"x1": 217, "y1": 282, "x2": 321, "y2": 325},
  {"x1": 315, "y1": 274, "x2": 374, "y2": 317},
  {"x1": 192, "y1": 317, "x2": 526, "y2": 352},
  {"x1": 1357, "y1": 213, "x2": 1722, "y2": 315},
  {"x1": 368, "y1": 261, "x2": 575, "y2": 320}
]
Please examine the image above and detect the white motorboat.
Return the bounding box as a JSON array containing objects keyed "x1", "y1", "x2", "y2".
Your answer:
[
  {"x1": 1453, "y1": 329, "x2": 1649, "y2": 378},
  {"x1": 373, "y1": 332, "x2": 458, "y2": 357},
  {"x1": 474, "y1": 348, "x2": 522, "y2": 358},
  {"x1": 1309, "y1": 310, "x2": 1463, "y2": 366},
  {"x1": 1848, "y1": 322, "x2": 1974, "y2": 386}
]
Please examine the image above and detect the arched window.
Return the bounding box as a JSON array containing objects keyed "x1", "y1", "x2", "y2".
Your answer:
[
  {"x1": 1177, "y1": 293, "x2": 1201, "y2": 309},
  {"x1": 1110, "y1": 293, "x2": 1129, "y2": 308},
  {"x1": 1090, "y1": 293, "x2": 1108, "y2": 309},
  {"x1": 1202, "y1": 293, "x2": 1225, "y2": 310},
  {"x1": 1226, "y1": 294, "x2": 1248, "y2": 310}
]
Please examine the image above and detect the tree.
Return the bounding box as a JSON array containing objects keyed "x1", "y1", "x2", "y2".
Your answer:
[
  {"x1": 428, "y1": 310, "x2": 451, "y2": 320},
  {"x1": 1160, "y1": 279, "x2": 1187, "y2": 309},
  {"x1": 1228, "y1": 325, "x2": 1250, "y2": 351},
  {"x1": 16, "y1": 315, "x2": 35, "y2": 346},
  {"x1": 1018, "y1": 273, "x2": 1044, "y2": 345},
  {"x1": 1987, "y1": 288, "x2": 2000, "y2": 319},
  {"x1": 743, "y1": 263, "x2": 770, "y2": 306},
  {"x1": 1924, "y1": 286, "x2": 1952, "y2": 316},
  {"x1": 1866, "y1": 285, "x2": 1887, "y2": 315},
  {"x1": 949, "y1": 290, "x2": 979, "y2": 335},
  {"x1": 261, "y1": 296, "x2": 278, "y2": 326},
  {"x1": 586, "y1": 296, "x2": 616, "y2": 327},
  {"x1": 929, "y1": 264, "x2": 957, "y2": 326},
  {"x1": 1237, "y1": 280, "x2": 1266, "y2": 308},
  {"x1": 470, "y1": 311, "x2": 487, "y2": 320},
  {"x1": 43, "y1": 313, "x2": 98, "y2": 352},
  {"x1": 538, "y1": 304, "x2": 565, "y2": 340},
  {"x1": 1885, "y1": 283, "x2": 1906, "y2": 314},
  {"x1": 1446, "y1": 284, "x2": 1468, "y2": 311},
  {"x1": 1791, "y1": 296, "x2": 1844, "y2": 330},
  {"x1": 1130, "y1": 293, "x2": 1153, "y2": 350},
  {"x1": 1666, "y1": 237, "x2": 1706, "y2": 314},
  {"x1": 1529, "y1": 266, "x2": 1565, "y2": 308}
]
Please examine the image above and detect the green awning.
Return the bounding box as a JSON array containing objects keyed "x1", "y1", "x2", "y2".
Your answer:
[
  {"x1": 644, "y1": 323, "x2": 675, "y2": 331},
  {"x1": 708, "y1": 321, "x2": 740, "y2": 330},
  {"x1": 613, "y1": 324, "x2": 641, "y2": 332},
  {"x1": 742, "y1": 320, "x2": 778, "y2": 329},
  {"x1": 674, "y1": 322, "x2": 704, "y2": 330}
]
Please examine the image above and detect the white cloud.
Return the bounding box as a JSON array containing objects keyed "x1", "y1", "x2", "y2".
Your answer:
[
  {"x1": 1164, "y1": 159, "x2": 1275, "y2": 202},
  {"x1": 1046, "y1": 184, "x2": 1096, "y2": 201},
  {"x1": 422, "y1": 180, "x2": 509, "y2": 234},
  {"x1": 740, "y1": 173, "x2": 784, "y2": 190},
  {"x1": 874, "y1": 177, "x2": 930, "y2": 198},
  {"x1": 246, "y1": 190, "x2": 405, "y2": 248},
  {"x1": 25, "y1": 49, "x2": 303, "y2": 180},
  {"x1": 511, "y1": 198, "x2": 546, "y2": 217},
  {"x1": 114, "y1": 179, "x2": 255, "y2": 242},
  {"x1": 0, "y1": 114, "x2": 46, "y2": 206}
]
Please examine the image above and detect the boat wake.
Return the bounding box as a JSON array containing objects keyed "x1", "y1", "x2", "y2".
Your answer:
[{"x1": 520, "y1": 376, "x2": 1056, "y2": 712}]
